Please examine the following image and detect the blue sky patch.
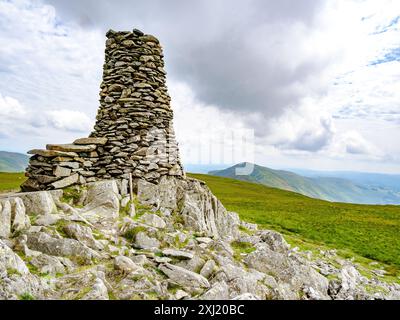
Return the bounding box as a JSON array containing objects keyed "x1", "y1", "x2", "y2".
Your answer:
[
  {"x1": 372, "y1": 15, "x2": 399, "y2": 34},
  {"x1": 369, "y1": 47, "x2": 400, "y2": 66}
]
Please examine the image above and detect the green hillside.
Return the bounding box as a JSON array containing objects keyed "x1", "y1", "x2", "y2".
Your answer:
[
  {"x1": 210, "y1": 163, "x2": 400, "y2": 204},
  {"x1": 0, "y1": 151, "x2": 29, "y2": 172},
  {"x1": 189, "y1": 173, "x2": 400, "y2": 272},
  {"x1": 0, "y1": 172, "x2": 26, "y2": 193}
]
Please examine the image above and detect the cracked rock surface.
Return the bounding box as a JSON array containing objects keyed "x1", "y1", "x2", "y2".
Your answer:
[{"x1": 1, "y1": 177, "x2": 399, "y2": 300}]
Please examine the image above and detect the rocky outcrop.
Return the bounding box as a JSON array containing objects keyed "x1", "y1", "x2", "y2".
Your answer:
[{"x1": 1, "y1": 177, "x2": 399, "y2": 300}]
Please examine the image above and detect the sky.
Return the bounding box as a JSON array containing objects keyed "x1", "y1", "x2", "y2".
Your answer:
[{"x1": 0, "y1": 0, "x2": 399, "y2": 173}]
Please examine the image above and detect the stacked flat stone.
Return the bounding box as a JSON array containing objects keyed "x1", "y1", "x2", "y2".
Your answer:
[
  {"x1": 22, "y1": 138, "x2": 107, "y2": 191},
  {"x1": 90, "y1": 29, "x2": 184, "y2": 182},
  {"x1": 22, "y1": 29, "x2": 185, "y2": 191}
]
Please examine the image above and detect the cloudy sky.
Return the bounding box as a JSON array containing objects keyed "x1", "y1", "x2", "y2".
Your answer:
[{"x1": 0, "y1": 0, "x2": 399, "y2": 173}]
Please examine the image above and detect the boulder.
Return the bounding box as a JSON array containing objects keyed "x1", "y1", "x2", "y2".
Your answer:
[
  {"x1": 63, "y1": 223, "x2": 98, "y2": 249},
  {"x1": 0, "y1": 200, "x2": 11, "y2": 238},
  {"x1": 258, "y1": 230, "x2": 290, "y2": 252},
  {"x1": 81, "y1": 278, "x2": 109, "y2": 300},
  {"x1": 130, "y1": 255, "x2": 148, "y2": 266},
  {"x1": 80, "y1": 180, "x2": 120, "y2": 219},
  {"x1": 34, "y1": 214, "x2": 61, "y2": 226},
  {"x1": 17, "y1": 191, "x2": 58, "y2": 216},
  {"x1": 26, "y1": 232, "x2": 97, "y2": 264},
  {"x1": 10, "y1": 198, "x2": 31, "y2": 233},
  {"x1": 245, "y1": 245, "x2": 330, "y2": 300},
  {"x1": 134, "y1": 232, "x2": 160, "y2": 250},
  {"x1": 161, "y1": 249, "x2": 194, "y2": 260},
  {"x1": 159, "y1": 263, "x2": 210, "y2": 290},
  {"x1": 177, "y1": 255, "x2": 206, "y2": 273},
  {"x1": 200, "y1": 260, "x2": 216, "y2": 279},
  {"x1": 0, "y1": 240, "x2": 29, "y2": 275},
  {"x1": 29, "y1": 254, "x2": 71, "y2": 276},
  {"x1": 200, "y1": 282, "x2": 229, "y2": 300},
  {"x1": 114, "y1": 256, "x2": 141, "y2": 273},
  {"x1": 141, "y1": 214, "x2": 166, "y2": 229}
]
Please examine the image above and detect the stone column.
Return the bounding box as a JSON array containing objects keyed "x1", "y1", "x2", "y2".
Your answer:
[{"x1": 90, "y1": 29, "x2": 184, "y2": 182}]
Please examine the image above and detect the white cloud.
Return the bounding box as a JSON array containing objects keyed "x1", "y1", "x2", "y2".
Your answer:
[
  {"x1": 171, "y1": 81, "x2": 254, "y2": 165},
  {"x1": 265, "y1": 98, "x2": 335, "y2": 152},
  {"x1": 328, "y1": 130, "x2": 383, "y2": 158},
  {"x1": 0, "y1": 0, "x2": 103, "y2": 122},
  {"x1": 46, "y1": 109, "x2": 92, "y2": 132},
  {"x1": 0, "y1": 0, "x2": 103, "y2": 151},
  {"x1": 0, "y1": 93, "x2": 27, "y2": 119}
]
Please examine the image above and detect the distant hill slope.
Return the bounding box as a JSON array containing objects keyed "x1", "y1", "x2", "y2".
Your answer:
[
  {"x1": 209, "y1": 163, "x2": 400, "y2": 205},
  {"x1": 291, "y1": 168, "x2": 400, "y2": 190},
  {"x1": 0, "y1": 151, "x2": 29, "y2": 172}
]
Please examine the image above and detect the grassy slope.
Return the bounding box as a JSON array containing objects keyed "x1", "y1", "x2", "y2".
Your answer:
[
  {"x1": 189, "y1": 173, "x2": 400, "y2": 269},
  {"x1": 0, "y1": 172, "x2": 26, "y2": 193}
]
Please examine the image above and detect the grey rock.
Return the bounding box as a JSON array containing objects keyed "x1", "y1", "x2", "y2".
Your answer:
[
  {"x1": 154, "y1": 256, "x2": 172, "y2": 264},
  {"x1": 54, "y1": 166, "x2": 71, "y2": 177},
  {"x1": 26, "y1": 232, "x2": 97, "y2": 263},
  {"x1": 177, "y1": 255, "x2": 205, "y2": 273},
  {"x1": 29, "y1": 254, "x2": 71, "y2": 276},
  {"x1": 196, "y1": 237, "x2": 214, "y2": 245},
  {"x1": 0, "y1": 200, "x2": 11, "y2": 238},
  {"x1": 175, "y1": 290, "x2": 189, "y2": 300},
  {"x1": 200, "y1": 260, "x2": 216, "y2": 279},
  {"x1": 10, "y1": 198, "x2": 31, "y2": 233},
  {"x1": 159, "y1": 263, "x2": 210, "y2": 290},
  {"x1": 46, "y1": 144, "x2": 97, "y2": 153},
  {"x1": 51, "y1": 174, "x2": 79, "y2": 189},
  {"x1": 114, "y1": 256, "x2": 141, "y2": 273},
  {"x1": 17, "y1": 191, "x2": 58, "y2": 216},
  {"x1": 63, "y1": 223, "x2": 98, "y2": 249},
  {"x1": 74, "y1": 138, "x2": 108, "y2": 145},
  {"x1": 80, "y1": 180, "x2": 120, "y2": 219},
  {"x1": 232, "y1": 293, "x2": 261, "y2": 300},
  {"x1": 134, "y1": 232, "x2": 160, "y2": 250},
  {"x1": 258, "y1": 230, "x2": 290, "y2": 252},
  {"x1": 245, "y1": 245, "x2": 330, "y2": 300},
  {"x1": 200, "y1": 281, "x2": 229, "y2": 300},
  {"x1": 81, "y1": 278, "x2": 109, "y2": 300},
  {"x1": 130, "y1": 255, "x2": 148, "y2": 266},
  {"x1": 162, "y1": 249, "x2": 194, "y2": 260},
  {"x1": 0, "y1": 240, "x2": 29, "y2": 275},
  {"x1": 142, "y1": 213, "x2": 166, "y2": 229},
  {"x1": 34, "y1": 214, "x2": 61, "y2": 226},
  {"x1": 57, "y1": 162, "x2": 80, "y2": 169},
  {"x1": 27, "y1": 149, "x2": 78, "y2": 157}
]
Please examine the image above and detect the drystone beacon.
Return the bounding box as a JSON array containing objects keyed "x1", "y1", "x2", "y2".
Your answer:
[{"x1": 22, "y1": 29, "x2": 185, "y2": 192}]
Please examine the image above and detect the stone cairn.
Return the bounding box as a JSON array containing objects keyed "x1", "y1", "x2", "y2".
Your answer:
[{"x1": 22, "y1": 29, "x2": 185, "y2": 192}]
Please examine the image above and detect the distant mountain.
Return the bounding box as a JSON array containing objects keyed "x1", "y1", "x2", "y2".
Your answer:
[
  {"x1": 184, "y1": 164, "x2": 234, "y2": 174},
  {"x1": 209, "y1": 163, "x2": 400, "y2": 205},
  {"x1": 289, "y1": 168, "x2": 400, "y2": 190},
  {"x1": 0, "y1": 151, "x2": 29, "y2": 172}
]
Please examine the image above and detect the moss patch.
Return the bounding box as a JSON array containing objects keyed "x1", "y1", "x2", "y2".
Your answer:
[
  {"x1": 123, "y1": 226, "x2": 147, "y2": 242},
  {"x1": 231, "y1": 241, "x2": 256, "y2": 261}
]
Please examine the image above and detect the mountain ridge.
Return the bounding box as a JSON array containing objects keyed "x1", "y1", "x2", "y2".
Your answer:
[
  {"x1": 209, "y1": 163, "x2": 400, "y2": 205},
  {"x1": 0, "y1": 151, "x2": 29, "y2": 172}
]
